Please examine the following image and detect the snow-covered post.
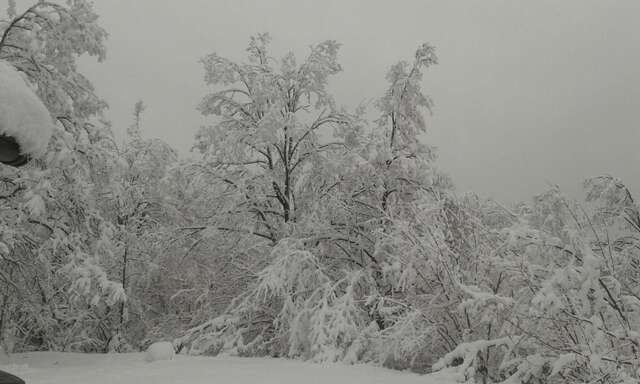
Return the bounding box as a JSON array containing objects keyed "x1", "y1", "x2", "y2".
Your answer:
[{"x1": 0, "y1": 61, "x2": 53, "y2": 166}]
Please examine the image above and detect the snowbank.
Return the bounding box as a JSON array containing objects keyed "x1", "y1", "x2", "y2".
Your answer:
[
  {"x1": 0, "y1": 61, "x2": 53, "y2": 158},
  {"x1": 0, "y1": 352, "x2": 458, "y2": 384},
  {"x1": 144, "y1": 342, "x2": 175, "y2": 362}
]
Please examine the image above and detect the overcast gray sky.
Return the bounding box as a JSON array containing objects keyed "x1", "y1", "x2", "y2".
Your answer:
[{"x1": 73, "y1": 0, "x2": 639, "y2": 203}]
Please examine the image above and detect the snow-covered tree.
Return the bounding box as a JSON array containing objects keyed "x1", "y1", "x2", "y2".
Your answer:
[
  {"x1": 178, "y1": 34, "x2": 450, "y2": 366},
  {"x1": 94, "y1": 101, "x2": 180, "y2": 351},
  {"x1": 432, "y1": 179, "x2": 640, "y2": 383},
  {"x1": 0, "y1": 0, "x2": 124, "y2": 352},
  {"x1": 193, "y1": 32, "x2": 355, "y2": 235},
  {"x1": 0, "y1": 0, "x2": 107, "y2": 119}
]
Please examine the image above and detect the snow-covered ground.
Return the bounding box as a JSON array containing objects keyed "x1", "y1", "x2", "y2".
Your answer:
[{"x1": 0, "y1": 352, "x2": 457, "y2": 384}]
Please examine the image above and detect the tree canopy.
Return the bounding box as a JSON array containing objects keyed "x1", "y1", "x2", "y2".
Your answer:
[{"x1": 1, "y1": 4, "x2": 639, "y2": 384}]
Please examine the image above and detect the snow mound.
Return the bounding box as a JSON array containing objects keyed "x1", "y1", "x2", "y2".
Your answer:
[
  {"x1": 145, "y1": 342, "x2": 175, "y2": 362},
  {"x1": 0, "y1": 61, "x2": 54, "y2": 158}
]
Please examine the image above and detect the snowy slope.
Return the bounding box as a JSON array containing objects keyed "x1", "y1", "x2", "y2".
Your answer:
[{"x1": 0, "y1": 352, "x2": 458, "y2": 384}]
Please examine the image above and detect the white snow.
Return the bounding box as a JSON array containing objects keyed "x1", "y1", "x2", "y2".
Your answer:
[
  {"x1": 0, "y1": 352, "x2": 458, "y2": 384},
  {"x1": 144, "y1": 342, "x2": 175, "y2": 362},
  {"x1": 0, "y1": 60, "x2": 54, "y2": 158}
]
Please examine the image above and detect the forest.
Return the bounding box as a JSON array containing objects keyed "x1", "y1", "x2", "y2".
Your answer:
[{"x1": 1, "y1": 2, "x2": 639, "y2": 384}]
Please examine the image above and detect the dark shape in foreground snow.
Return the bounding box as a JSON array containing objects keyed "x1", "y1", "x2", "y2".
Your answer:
[
  {"x1": 0, "y1": 370, "x2": 25, "y2": 384},
  {"x1": 0, "y1": 134, "x2": 29, "y2": 167}
]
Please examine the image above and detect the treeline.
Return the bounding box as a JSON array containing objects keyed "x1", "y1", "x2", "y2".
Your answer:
[{"x1": 1, "y1": 3, "x2": 639, "y2": 384}]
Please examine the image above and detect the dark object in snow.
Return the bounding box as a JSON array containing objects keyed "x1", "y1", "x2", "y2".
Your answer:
[
  {"x1": 0, "y1": 369, "x2": 25, "y2": 384},
  {"x1": 0, "y1": 134, "x2": 29, "y2": 167}
]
